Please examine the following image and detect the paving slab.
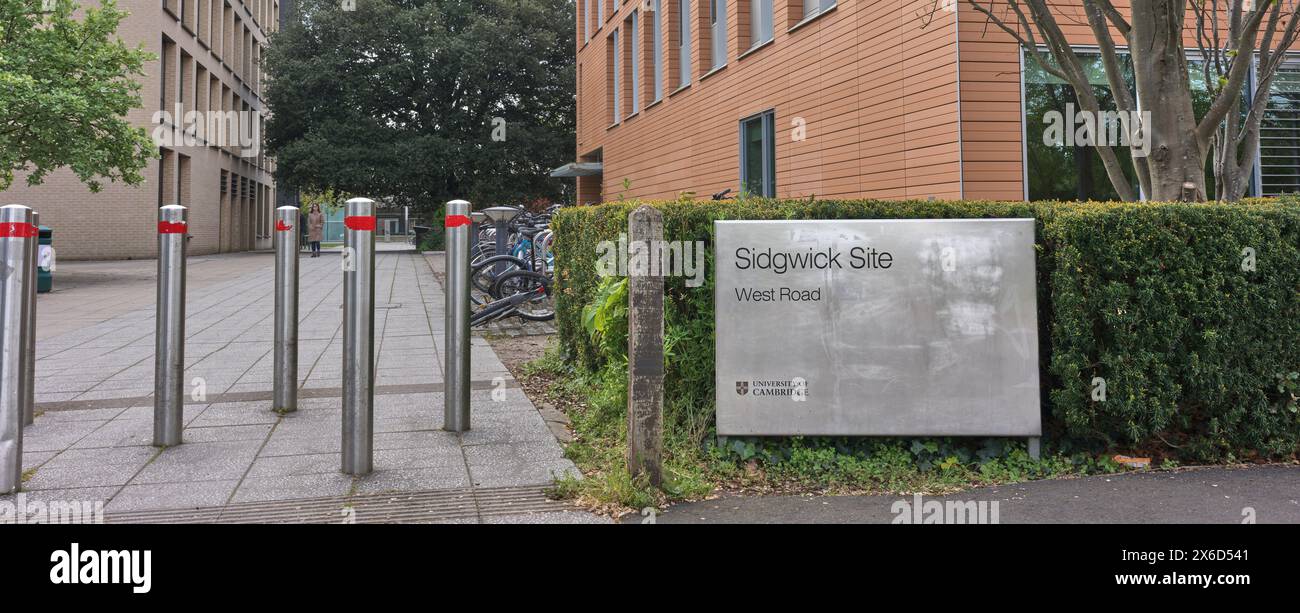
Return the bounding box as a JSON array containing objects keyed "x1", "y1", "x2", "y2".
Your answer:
[
  {"x1": 6, "y1": 251, "x2": 599, "y2": 524},
  {"x1": 108, "y1": 480, "x2": 240, "y2": 513}
]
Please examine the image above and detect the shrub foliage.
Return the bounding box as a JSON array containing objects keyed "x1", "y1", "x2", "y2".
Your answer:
[{"x1": 552, "y1": 197, "x2": 1300, "y2": 460}]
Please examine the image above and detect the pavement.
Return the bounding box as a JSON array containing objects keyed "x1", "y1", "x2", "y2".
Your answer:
[
  {"x1": 4, "y1": 246, "x2": 608, "y2": 524},
  {"x1": 12, "y1": 247, "x2": 1296, "y2": 525},
  {"x1": 629, "y1": 464, "x2": 1300, "y2": 524}
]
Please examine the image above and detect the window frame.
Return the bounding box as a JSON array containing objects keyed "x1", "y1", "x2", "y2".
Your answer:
[
  {"x1": 652, "y1": 0, "x2": 664, "y2": 102},
  {"x1": 739, "y1": 110, "x2": 777, "y2": 198},
  {"x1": 611, "y1": 28, "x2": 621, "y2": 125},
  {"x1": 802, "y1": 0, "x2": 834, "y2": 21},
  {"x1": 678, "y1": 0, "x2": 692, "y2": 87},
  {"x1": 629, "y1": 10, "x2": 641, "y2": 115},
  {"x1": 710, "y1": 0, "x2": 726, "y2": 71},
  {"x1": 584, "y1": 0, "x2": 592, "y2": 42},
  {"x1": 1018, "y1": 45, "x2": 1236, "y2": 201},
  {"x1": 751, "y1": 0, "x2": 774, "y2": 49}
]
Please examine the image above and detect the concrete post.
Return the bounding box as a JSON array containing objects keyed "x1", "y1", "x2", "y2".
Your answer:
[{"x1": 626, "y1": 205, "x2": 664, "y2": 487}]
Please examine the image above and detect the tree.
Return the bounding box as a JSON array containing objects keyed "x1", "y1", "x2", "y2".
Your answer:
[
  {"x1": 951, "y1": 1, "x2": 1300, "y2": 201},
  {"x1": 0, "y1": 0, "x2": 156, "y2": 192},
  {"x1": 264, "y1": 0, "x2": 576, "y2": 213}
]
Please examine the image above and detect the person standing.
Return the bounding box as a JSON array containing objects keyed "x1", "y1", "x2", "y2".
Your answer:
[{"x1": 307, "y1": 204, "x2": 325, "y2": 257}]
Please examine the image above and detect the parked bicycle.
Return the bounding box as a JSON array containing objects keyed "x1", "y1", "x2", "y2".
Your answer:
[{"x1": 468, "y1": 204, "x2": 561, "y2": 326}]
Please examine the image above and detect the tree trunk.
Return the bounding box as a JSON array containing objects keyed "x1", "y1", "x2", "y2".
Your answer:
[{"x1": 1131, "y1": 0, "x2": 1208, "y2": 201}]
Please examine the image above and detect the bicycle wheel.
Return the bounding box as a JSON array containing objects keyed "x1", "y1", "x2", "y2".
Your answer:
[
  {"x1": 490, "y1": 270, "x2": 555, "y2": 321},
  {"x1": 471, "y1": 255, "x2": 528, "y2": 299}
]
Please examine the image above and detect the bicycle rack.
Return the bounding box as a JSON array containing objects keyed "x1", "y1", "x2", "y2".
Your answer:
[{"x1": 480, "y1": 206, "x2": 521, "y2": 275}]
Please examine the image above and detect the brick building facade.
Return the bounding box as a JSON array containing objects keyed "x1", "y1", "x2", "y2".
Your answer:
[
  {"x1": 1, "y1": 0, "x2": 279, "y2": 260},
  {"x1": 560, "y1": 2, "x2": 1300, "y2": 204}
]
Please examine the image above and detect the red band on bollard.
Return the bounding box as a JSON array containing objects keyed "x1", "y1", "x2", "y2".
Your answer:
[
  {"x1": 344, "y1": 215, "x2": 376, "y2": 231},
  {"x1": 275, "y1": 220, "x2": 294, "y2": 232},
  {"x1": 0, "y1": 222, "x2": 38, "y2": 238},
  {"x1": 158, "y1": 221, "x2": 187, "y2": 234},
  {"x1": 444, "y1": 214, "x2": 471, "y2": 228}
]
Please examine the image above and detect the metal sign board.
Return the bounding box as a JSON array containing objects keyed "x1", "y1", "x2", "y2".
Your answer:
[{"x1": 714, "y1": 219, "x2": 1041, "y2": 436}]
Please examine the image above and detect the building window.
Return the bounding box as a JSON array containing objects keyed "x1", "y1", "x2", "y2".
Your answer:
[
  {"x1": 584, "y1": 0, "x2": 591, "y2": 42},
  {"x1": 611, "y1": 29, "x2": 621, "y2": 124},
  {"x1": 751, "y1": 0, "x2": 773, "y2": 47},
  {"x1": 628, "y1": 11, "x2": 640, "y2": 115},
  {"x1": 1022, "y1": 48, "x2": 1213, "y2": 200},
  {"x1": 1260, "y1": 63, "x2": 1300, "y2": 195},
  {"x1": 162, "y1": 38, "x2": 175, "y2": 112},
  {"x1": 598, "y1": 0, "x2": 604, "y2": 24},
  {"x1": 1023, "y1": 52, "x2": 1137, "y2": 201},
  {"x1": 740, "y1": 110, "x2": 775, "y2": 197},
  {"x1": 652, "y1": 0, "x2": 664, "y2": 101},
  {"x1": 803, "y1": 0, "x2": 834, "y2": 20},
  {"x1": 677, "y1": 0, "x2": 691, "y2": 86},
  {"x1": 710, "y1": 0, "x2": 726, "y2": 70},
  {"x1": 159, "y1": 148, "x2": 175, "y2": 206},
  {"x1": 178, "y1": 154, "x2": 192, "y2": 207}
]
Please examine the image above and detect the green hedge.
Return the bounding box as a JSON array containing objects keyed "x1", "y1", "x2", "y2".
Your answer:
[{"x1": 551, "y1": 197, "x2": 1300, "y2": 459}]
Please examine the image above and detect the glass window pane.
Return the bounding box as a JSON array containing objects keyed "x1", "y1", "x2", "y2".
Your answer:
[
  {"x1": 1023, "y1": 50, "x2": 1219, "y2": 200},
  {"x1": 743, "y1": 117, "x2": 764, "y2": 196},
  {"x1": 613, "y1": 32, "x2": 620, "y2": 121},
  {"x1": 630, "y1": 13, "x2": 639, "y2": 114},
  {"x1": 653, "y1": 0, "x2": 663, "y2": 100},
  {"x1": 679, "y1": 0, "x2": 691, "y2": 85},
  {"x1": 711, "y1": 0, "x2": 725, "y2": 69},
  {"x1": 1023, "y1": 51, "x2": 1137, "y2": 201},
  {"x1": 764, "y1": 112, "x2": 775, "y2": 196}
]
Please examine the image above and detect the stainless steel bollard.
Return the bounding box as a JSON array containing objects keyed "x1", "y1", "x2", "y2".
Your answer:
[
  {"x1": 273, "y1": 206, "x2": 299, "y2": 414},
  {"x1": 444, "y1": 200, "x2": 472, "y2": 432},
  {"x1": 154, "y1": 204, "x2": 187, "y2": 447},
  {"x1": 341, "y1": 198, "x2": 375, "y2": 475},
  {"x1": 0, "y1": 204, "x2": 36, "y2": 493},
  {"x1": 20, "y1": 212, "x2": 37, "y2": 426}
]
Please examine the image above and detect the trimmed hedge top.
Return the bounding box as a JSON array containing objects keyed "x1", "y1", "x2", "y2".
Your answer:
[{"x1": 552, "y1": 197, "x2": 1300, "y2": 459}]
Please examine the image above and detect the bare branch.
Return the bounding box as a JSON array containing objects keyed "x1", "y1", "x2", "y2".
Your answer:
[{"x1": 1198, "y1": 1, "x2": 1274, "y2": 145}]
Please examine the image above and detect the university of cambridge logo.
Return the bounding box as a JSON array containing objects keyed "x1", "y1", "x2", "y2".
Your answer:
[{"x1": 735, "y1": 381, "x2": 749, "y2": 396}]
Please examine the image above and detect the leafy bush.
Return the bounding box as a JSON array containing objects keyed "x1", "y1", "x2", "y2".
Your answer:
[{"x1": 552, "y1": 196, "x2": 1300, "y2": 461}]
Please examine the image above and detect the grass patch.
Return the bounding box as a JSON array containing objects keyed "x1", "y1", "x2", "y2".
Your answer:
[{"x1": 525, "y1": 344, "x2": 1133, "y2": 516}]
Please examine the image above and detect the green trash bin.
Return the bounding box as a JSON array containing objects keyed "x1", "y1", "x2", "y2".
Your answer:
[{"x1": 37, "y1": 225, "x2": 52, "y2": 293}]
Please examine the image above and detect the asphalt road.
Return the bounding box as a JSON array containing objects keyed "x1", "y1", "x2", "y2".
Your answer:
[{"x1": 626, "y1": 464, "x2": 1300, "y2": 524}]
